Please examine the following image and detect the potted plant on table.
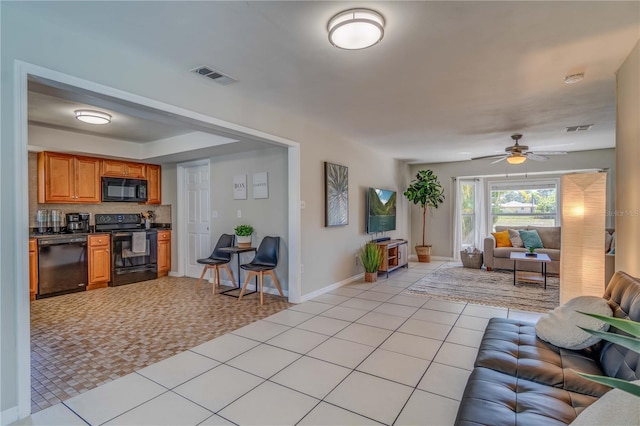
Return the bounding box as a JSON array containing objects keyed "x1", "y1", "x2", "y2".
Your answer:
[
  {"x1": 526, "y1": 247, "x2": 537, "y2": 257},
  {"x1": 403, "y1": 169, "x2": 445, "y2": 262},
  {"x1": 359, "y1": 242, "x2": 383, "y2": 282},
  {"x1": 234, "y1": 224, "x2": 254, "y2": 248}
]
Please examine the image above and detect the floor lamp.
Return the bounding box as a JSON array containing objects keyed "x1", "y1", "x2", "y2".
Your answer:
[{"x1": 560, "y1": 172, "x2": 607, "y2": 304}]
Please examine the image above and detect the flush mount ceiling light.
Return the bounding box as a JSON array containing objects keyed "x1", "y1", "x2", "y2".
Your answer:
[
  {"x1": 74, "y1": 110, "x2": 112, "y2": 125},
  {"x1": 506, "y1": 153, "x2": 527, "y2": 165},
  {"x1": 328, "y1": 8, "x2": 385, "y2": 50},
  {"x1": 564, "y1": 73, "x2": 584, "y2": 84}
]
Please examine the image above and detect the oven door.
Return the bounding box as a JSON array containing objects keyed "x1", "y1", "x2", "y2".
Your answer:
[{"x1": 110, "y1": 230, "x2": 158, "y2": 286}]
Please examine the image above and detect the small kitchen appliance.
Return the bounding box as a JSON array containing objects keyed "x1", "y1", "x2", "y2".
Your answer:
[{"x1": 66, "y1": 212, "x2": 90, "y2": 233}]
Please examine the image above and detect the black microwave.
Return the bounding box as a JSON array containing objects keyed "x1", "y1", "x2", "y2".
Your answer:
[{"x1": 102, "y1": 177, "x2": 148, "y2": 202}]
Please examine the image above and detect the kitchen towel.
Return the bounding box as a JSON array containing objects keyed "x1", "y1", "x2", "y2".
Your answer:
[{"x1": 131, "y1": 232, "x2": 147, "y2": 253}]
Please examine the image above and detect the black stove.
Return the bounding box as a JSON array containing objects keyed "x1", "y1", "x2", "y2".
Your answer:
[{"x1": 95, "y1": 214, "x2": 158, "y2": 286}]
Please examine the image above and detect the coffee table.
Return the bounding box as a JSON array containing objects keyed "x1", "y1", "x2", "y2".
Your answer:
[{"x1": 510, "y1": 252, "x2": 552, "y2": 289}]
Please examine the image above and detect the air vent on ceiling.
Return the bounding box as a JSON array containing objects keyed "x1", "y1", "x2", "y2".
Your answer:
[
  {"x1": 565, "y1": 124, "x2": 593, "y2": 132},
  {"x1": 191, "y1": 65, "x2": 237, "y2": 85}
]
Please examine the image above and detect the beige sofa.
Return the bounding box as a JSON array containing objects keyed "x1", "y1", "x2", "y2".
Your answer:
[
  {"x1": 484, "y1": 226, "x2": 561, "y2": 274},
  {"x1": 484, "y1": 226, "x2": 615, "y2": 277}
]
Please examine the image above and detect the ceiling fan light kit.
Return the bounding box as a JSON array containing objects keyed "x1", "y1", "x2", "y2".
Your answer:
[
  {"x1": 506, "y1": 154, "x2": 527, "y2": 165},
  {"x1": 328, "y1": 9, "x2": 385, "y2": 50},
  {"x1": 74, "y1": 109, "x2": 112, "y2": 125},
  {"x1": 472, "y1": 134, "x2": 567, "y2": 165}
]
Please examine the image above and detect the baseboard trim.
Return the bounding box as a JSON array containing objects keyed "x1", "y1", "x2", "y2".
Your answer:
[
  {"x1": 168, "y1": 271, "x2": 181, "y2": 277},
  {"x1": 299, "y1": 272, "x2": 364, "y2": 303},
  {"x1": 1, "y1": 406, "x2": 19, "y2": 426}
]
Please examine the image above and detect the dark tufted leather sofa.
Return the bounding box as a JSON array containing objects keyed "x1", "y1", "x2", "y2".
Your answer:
[{"x1": 455, "y1": 271, "x2": 640, "y2": 426}]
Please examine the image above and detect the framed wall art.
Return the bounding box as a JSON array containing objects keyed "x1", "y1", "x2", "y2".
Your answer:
[
  {"x1": 233, "y1": 174, "x2": 247, "y2": 199},
  {"x1": 252, "y1": 172, "x2": 269, "y2": 199},
  {"x1": 324, "y1": 161, "x2": 349, "y2": 227}
]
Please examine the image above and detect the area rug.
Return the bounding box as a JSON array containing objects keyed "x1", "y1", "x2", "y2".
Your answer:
[{"x1": 402, "y1": 263, "x2": 559, "y2": 312}]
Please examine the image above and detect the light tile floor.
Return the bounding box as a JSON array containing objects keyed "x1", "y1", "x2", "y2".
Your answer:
[{"x1": 16, "y1": 261, "x2": 544, "y2": 426}]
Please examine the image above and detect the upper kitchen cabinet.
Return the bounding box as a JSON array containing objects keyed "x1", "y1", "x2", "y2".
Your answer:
[
  {"x1": 145, "y1": 164, "x2": 161, "y2": 205},
  {"x1": 38, "y1": 152, "x2": 101, "y2": 203},
  {"x1": 102, "y1": 159, "x2": 146, "y2": 178}
]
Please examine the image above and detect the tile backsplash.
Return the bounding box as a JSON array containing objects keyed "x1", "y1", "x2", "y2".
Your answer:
[{"x1": 28, "y1": 152, "x2": 171, "y2": 227}]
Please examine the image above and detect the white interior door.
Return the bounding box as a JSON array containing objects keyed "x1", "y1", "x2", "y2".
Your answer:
[{"x1": 185, "y1": 164, "x2": 211, "y2": 278}]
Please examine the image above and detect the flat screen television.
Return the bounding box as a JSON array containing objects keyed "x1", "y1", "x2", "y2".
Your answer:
[{"x1": 367, "y1": 188, "x2": 397, "y2": 233}]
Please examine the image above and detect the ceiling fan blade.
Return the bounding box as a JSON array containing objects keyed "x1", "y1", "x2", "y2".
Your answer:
[
  {"x1": 491, "y1": 156, "x2": 507, "y2": 164},
  {"x1": 530, "y1": 151, "x2": 567, "y2": 156},
  {"x1": 471, "y1": 154, "x2": 506, "y2": 161},
  {"x1": 526, "y1": 153, "x2": 549, "y2": 161}
]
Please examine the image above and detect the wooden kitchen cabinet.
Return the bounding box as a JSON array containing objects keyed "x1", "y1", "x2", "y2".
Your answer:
[
  {"x1": 157, "y1": 230, "x2": 171, "y2": 277},
  {"x1": 29, "y1": 238, "x2": 38, "y2": 302},
  {"x1": 88, "y1": 234, "x2": 111, "y2": 289},
  {"x1": 145, "y1": 164, "x2": 161, "y2": 204},
  {"x1": 101, "y1": 159, "x2": 146, "y2": 178},
  {"x1": 38, "y1": 152, "x2": 101, "y2": 203}
]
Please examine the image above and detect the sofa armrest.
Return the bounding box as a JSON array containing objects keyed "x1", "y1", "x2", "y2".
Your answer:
[{"x1": 483, "y1": 236, "x2": 496, "y2": 269}]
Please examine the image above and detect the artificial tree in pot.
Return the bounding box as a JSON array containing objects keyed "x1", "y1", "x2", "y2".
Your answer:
[{"x1": 404, "y1": 169, "x2": 445, "y2": 262}]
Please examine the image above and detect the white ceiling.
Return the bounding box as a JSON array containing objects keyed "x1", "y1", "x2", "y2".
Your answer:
[{"x1": 21, "y1": 1, "x2": 640, "y2": 163}]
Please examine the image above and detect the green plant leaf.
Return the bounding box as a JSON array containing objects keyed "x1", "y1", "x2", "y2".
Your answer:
[
  {"x1": 359, "y1": 243, "x2": 382, "y2": 273},
  {"x1": 576, "y1": 372, "x2": 640, "y2": 397},
  {"x1": 578, "y1": 327, "x2": 640, "y2": 353},
  {"x1": 577, "y1": 312, "x2": 640, "y2": 338}
]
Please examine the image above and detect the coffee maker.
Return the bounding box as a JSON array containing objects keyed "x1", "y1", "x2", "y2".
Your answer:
[{"x1": 66, "y1": 213, "x2": 90, "y2": 233}]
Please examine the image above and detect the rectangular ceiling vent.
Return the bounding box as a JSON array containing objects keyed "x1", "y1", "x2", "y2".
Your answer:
[
  {"x1": 191, "y1": 65, "x2": 237, "y2": 86},
  {"x1": 565, "y1": 124, "x2": 593, "y2": 132}
]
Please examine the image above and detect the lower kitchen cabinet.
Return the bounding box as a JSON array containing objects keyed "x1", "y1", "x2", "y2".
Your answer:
[
  {"x1": 29, "y1": 238, "x2": 38, "y2": 302},
  {"x1": 157, "y1": 230, "x2": 171, "y2": 277},
  {"x1": 88, "y1": 234, "x2": 111, "y2": 289}
]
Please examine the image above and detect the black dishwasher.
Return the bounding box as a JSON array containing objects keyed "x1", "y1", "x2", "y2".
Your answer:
[{"x1": 37, "y1": 235, "x2": 88, "y2": 298}]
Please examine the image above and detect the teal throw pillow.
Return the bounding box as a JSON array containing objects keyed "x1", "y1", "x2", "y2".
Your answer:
[{"x1": 518, "y1": 229, "x2": 544, "y2": 249}]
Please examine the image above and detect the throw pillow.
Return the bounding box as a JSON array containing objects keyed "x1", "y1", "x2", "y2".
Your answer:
[
  {"x1": 570, "y1": 379, "x2": 640, "y2": 425},
  {"x1": 536, "y1": 296, "x2": 612, "y2": 350},
  {"x1": 518, "y1": 229, "x2": 544, "y2": 249},
  {"x1": 491, "y1": 230, "x2": 512, "y2": 247},
  {"x1": 508, "y1": 229, "x2": 524, "y2": 248}
]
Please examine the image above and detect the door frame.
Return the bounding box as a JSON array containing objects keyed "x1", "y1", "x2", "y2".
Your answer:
[
  {"x1": 177, "y1": 159, "x2": 211, "y2": 278},
  {"x1": 12, "y1": 60, "x2": 302, "y2": 419}
]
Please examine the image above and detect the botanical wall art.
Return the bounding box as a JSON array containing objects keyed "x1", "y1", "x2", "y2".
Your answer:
[{"x1": 325, "y1": 161, "x2": 349, "y2": 227}]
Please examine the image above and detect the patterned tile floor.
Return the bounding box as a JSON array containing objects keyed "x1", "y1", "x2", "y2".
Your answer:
[
  {"x1": 21, "y1": 262, "x2": 544, "y2": 425},
  {"x1": 30, "y1": 276, "x2": 292, "y2": 413}
]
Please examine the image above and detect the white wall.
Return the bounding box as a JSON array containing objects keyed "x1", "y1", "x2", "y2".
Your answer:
[
  {"x1": 0, "y1": 3, "x2": 407, "y2": 418},
  {"x1": 408, "y1": 149, "x2": 616, "y2": 258},
  {"x1": 615, "y1": 40, "x2": 640, "y2": 276}
]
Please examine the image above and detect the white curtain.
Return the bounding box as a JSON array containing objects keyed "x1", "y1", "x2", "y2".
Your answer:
[
  {"x1": 452, "y1": 178, "x2": 462, "y2": 261},
  {"x1": 452, "y1": 178, "x2": 486, "y2": 261}
]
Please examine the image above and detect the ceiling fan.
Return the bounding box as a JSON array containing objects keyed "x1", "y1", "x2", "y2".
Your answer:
[{"x1": 472, "y1": 134, "x2": 568, "y2": 165}]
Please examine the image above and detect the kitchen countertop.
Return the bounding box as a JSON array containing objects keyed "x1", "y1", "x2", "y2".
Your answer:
[{"x1": 29, "y1": 224, "x2": 171, "y2": 239}]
